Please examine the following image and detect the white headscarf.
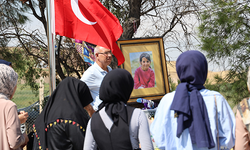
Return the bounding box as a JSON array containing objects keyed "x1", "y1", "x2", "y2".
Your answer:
[{"x1": 0, "y1": 64, "x2": 18, "y2": 99}]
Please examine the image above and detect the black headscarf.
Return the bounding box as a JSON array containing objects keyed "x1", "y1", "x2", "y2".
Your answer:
[
  {"x1": 170, "y1": 50, "x2": 215, "y2": 148},
  {"x1": 34, "y1": 77, "x2": 93, "y2": 149},
  {"x1": 91, "y1": 68, "x2": 134, "y2": 150},
  {"x1": 99, "y1": 68, "x2": 134, "y2": 125}
]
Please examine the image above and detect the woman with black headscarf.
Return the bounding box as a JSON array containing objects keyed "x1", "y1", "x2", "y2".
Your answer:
[
  {"x1": 84, "y1": 68, "x2": 154, "y2": 150},
  {"x1": 32, "y1": 77, "x2": 93, "y2": 150},
  {"x1": 150, "y1": 50, "x2": 235, "y2": 150}
]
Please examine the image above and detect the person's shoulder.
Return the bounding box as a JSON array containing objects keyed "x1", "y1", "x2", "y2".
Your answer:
[
  {"x1": 156, "y1": 91, "x2": 176, "y2": 108},
  {"x1": 134, "y1": 107, "x2": 157, "y2": 116},
  {"x1": 133, "y1": 107, "x2": 143, "y2": 113},
  {"x1": 162, "y1": 91, "x2": 176, "y2": 100},
  {"x1": 131, "y1": 108, "x2": 148, "y2": 120},
  {"x1": 148, "y1": 67, "x2": 154, "y2": 72},
  {"x1": 135, "y1": 67, "x2": 140, "y2": 71},
  {"x1": 81, "y1": 65, "x2": 97, "y2": 79},
  {"x1": 126, "y1": 106, "x2": 144, "y2": 116},
  {"x1": 200, "y1": 89, "x2": 222, "y2": 96},
  {"x1": 107, "y1": 65, "x2": 112, "y2": 71},
  {"x1": 200, "y1": 89, "x2": 227, "y2": 102},
  {"x1": 84, "y1": 65, "x2": 96, "y2": 72},
  {"x1": 0, "y1": 99, "x2": 16, "y2": 109}
]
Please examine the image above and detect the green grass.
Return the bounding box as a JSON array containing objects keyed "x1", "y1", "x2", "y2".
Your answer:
[{"x1": 12, "y1": 83, "x2": 50, "y2": 109}]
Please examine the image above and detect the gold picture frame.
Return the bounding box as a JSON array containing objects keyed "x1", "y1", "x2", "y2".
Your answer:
[{"x1": 117, "y1": 37, "x2": 170, "y2": 103}]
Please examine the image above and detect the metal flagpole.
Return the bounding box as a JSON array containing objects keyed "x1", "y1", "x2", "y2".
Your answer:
[{"x1": 46, "y1": 0, "x2": 56, "y2": 95}]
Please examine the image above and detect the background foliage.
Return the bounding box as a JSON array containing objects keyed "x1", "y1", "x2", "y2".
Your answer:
[
  {"x1": 198, "y1": 0, "x2": 250, "y2": 105},
  {"x1": 2, "y1": 0, "x2": 250, "y2": 108}
]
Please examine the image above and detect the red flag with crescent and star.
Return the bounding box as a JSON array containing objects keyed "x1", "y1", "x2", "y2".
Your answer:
[{"x1": 54, "y1": 0, "x2": 124, "y2": 65}]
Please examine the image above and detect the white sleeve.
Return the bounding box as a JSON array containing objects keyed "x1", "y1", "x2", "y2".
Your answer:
[
  {"x1": 217, "y1": 94, "x2": 236, "y2": 149},
  {"x1": 137, "y1": 110, "x2": 154, "y2": 150},
  {"x1": 83, "y1": 119, "x2": 97, "y2": 150},
  {"x1": 150, "y1": 95, "x2": 170, "y2": 149}
]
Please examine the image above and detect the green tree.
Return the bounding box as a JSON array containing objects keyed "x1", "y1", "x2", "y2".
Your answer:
[
  {"x1": 199, "y1": 0, "x2": 250, "y2": 104},
  {"x1": 204, "y1": 71, "x2": 249, "y2": 106},
  {"x1": 0, "y1": 0, "x2": 45, "y2": 93},
  {"x1": 1, "y1": 0, "x2": 206, "y2": 92}
]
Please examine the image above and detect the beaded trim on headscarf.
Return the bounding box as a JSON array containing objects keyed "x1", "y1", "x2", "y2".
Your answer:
[
  {"x1": 33, "y1": 119, "x2": 86, "y2": 150},
  {"x1": 0, "y1": 64, "x2": 18, "y2": 99}
]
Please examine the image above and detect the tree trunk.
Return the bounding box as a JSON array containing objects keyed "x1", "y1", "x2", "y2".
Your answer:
[
  {"x1": 121, "y1": 0, "x2": 142, "y2": 39},
  {"x1": 110, "y1": 0, "x2": 142, "y2": 68},
  {"x1": 55, "y1": 37, "x2": 66, "y2": 80}
]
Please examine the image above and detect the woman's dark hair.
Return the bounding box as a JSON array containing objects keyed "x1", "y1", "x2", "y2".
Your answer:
[{"x1": 139, "y1": 53, "x2": 151, "y2": 62}]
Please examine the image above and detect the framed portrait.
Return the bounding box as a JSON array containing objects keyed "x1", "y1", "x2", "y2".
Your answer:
[{"x1": 117, "y1": 37, "x2": 170, "y2": 103}]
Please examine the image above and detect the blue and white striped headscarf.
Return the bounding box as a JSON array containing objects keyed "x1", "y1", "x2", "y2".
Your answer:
[
  {"x1": 0, "y1": 64, "x2": 18, "y2": 99},
  {"x1": 170, "y1": 50, "x2": 215, "y2": 149}
]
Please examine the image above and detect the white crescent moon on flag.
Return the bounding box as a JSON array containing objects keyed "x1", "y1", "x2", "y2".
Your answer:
[{"x1": 71, "y1": 0, "x2": 97, "y2": 25}]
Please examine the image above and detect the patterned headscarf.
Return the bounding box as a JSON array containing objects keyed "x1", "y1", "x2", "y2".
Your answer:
[{"x1": 0, "y1": 64, "x2": 18, "y2": 99}]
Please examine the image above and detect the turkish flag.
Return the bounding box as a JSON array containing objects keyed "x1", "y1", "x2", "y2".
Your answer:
[{"x1": 54, "y1": 0, "x2": 124, "y2": 65}]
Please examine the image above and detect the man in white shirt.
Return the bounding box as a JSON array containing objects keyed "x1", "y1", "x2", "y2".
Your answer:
[{"x1": 81, "y1": 46, "x2": 112, "y2": 111}]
